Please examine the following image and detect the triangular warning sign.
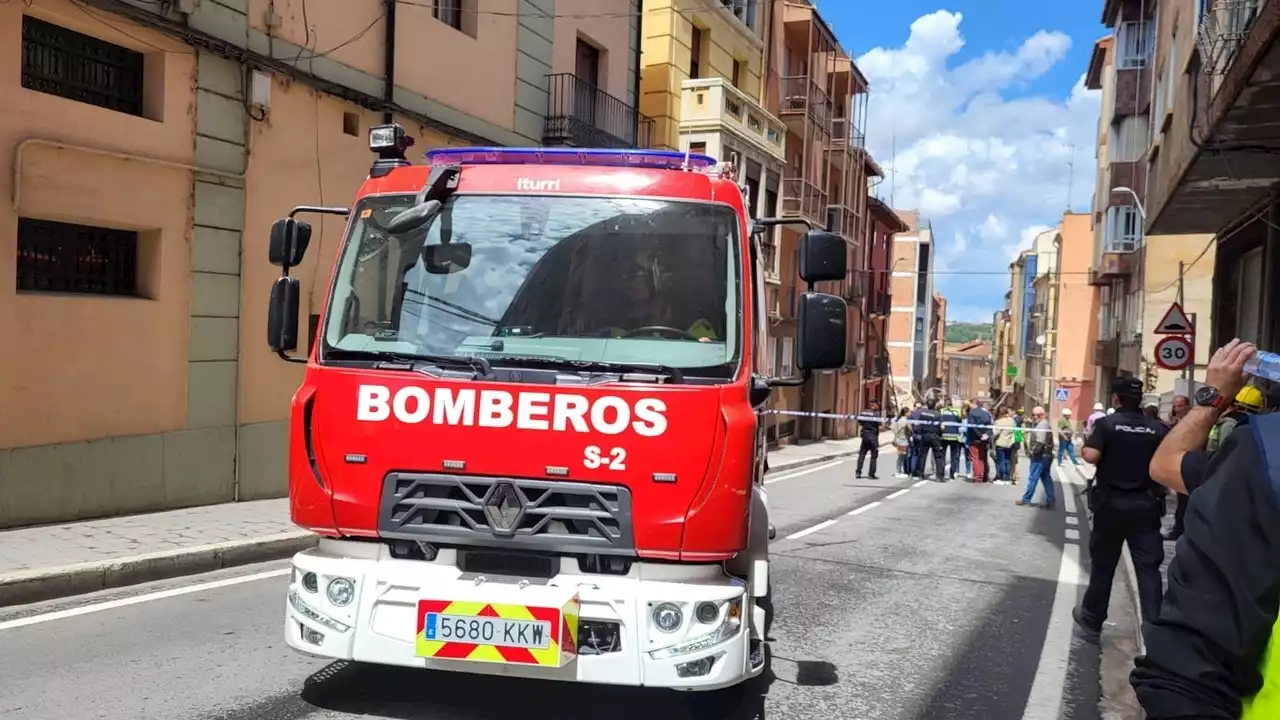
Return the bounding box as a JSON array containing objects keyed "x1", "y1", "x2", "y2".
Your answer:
[{"x1": 1154, "y1": 302, "x2": 1194, "y2": 334}]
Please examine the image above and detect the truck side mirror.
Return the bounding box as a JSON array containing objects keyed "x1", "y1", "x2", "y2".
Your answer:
[
  {"x1": 796, "y1": 292, "x2": 847, "y2": 371},
  {"x1": 798, "y1": 230, "x2": 846, "y2": 283},
  {"x1": 269, "y1": 218, "x2": 312, "y2": 268},
  {"x1": 267, "y1": 276, "x2": 301, "y2": 353}
]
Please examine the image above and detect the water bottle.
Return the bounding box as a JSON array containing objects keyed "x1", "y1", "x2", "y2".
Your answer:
[{"x1": 1244, "y1": 351, "x2": 1280, "y2": 382}]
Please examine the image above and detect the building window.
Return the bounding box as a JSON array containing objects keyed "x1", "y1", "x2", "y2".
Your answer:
[
  {"x1": 21, "y1": 16, "x2": 145, "y2": 117},
  {"x1": 690, "y1": 26, "x2": 703, "y2": 79},
  {"x1": 1105, "y1": 205, "x2": 1141, "y2": 252},
  {"x1": 433, "y1": 0, "x2": 464, "y2": 31},
  {"x1": 17, "y1": 218, "x2": 139, "y2": 297},
  {"x1": 688, "y1": 141, "x2": 707, "y2": 155},
  {"x1": 1116, "y1": 20, "x2": 1151, "y2": 69},
  {"x1": 732, "y1": 59, "x2": 742, "y2": 88}
]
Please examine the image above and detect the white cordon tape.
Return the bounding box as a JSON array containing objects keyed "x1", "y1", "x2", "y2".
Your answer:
[{"x1": 760, "y1": 409, "x2": 1058, "y2": 435}]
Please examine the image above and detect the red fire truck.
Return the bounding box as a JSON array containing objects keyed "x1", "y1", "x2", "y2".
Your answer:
[{"x1": 265, "y1": 123, "x2": 848, "y2": 697}]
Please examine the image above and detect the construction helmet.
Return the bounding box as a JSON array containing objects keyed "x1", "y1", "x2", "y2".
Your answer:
[{"x1": 1235, "y1": 385, "x2": 1265, "y2": 413}]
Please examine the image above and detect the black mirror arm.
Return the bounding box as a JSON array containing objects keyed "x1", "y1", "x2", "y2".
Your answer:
[
  {"x1": 277, "y1": 350, "x2": 307, "y2": 364},
  {"x1": 752, "y1": 217, "x2": 817, "y2": 235}
]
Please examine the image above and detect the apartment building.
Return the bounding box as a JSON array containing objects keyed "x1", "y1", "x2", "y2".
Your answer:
[
  {"x1": 990, "y1": 303, "x2": 1014, "y2": 400},
  {"x1": 944, "y1": 341, "x2": 993, "y2": 404},
  {"x1": 760, "y1": 0, "x2": 872, "y2": 441},
  {"x1": 1085, "y1": 0, "x2": 1217, "y2": 402},
  {"x1": 866, "y1": 196, "x2": 908, "y2": 411},
  {"x1": 886, "y1": 211, "x2": 937, "y2": 407},
  {"x1": 1055, "y1": 213, "x2": 1102, "y2": 417},
  {"x1": 0, "y1": 0, "x2": 644, "y2": 528},
  {"x1": 1004, "y1": 250, "x2": 1035, "y2": 408},
  {"x1": 1135, "y1": 0, "x2": 1275, "y2": 357}
]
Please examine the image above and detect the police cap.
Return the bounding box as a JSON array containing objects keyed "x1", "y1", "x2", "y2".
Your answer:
[{"x1": 1111, "y1": 376, "x2": 1144, "y2": 398}]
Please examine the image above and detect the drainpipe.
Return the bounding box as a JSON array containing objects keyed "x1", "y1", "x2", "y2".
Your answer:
[
  {"x1": 632, "y1": 0, "x2": 642, "y2": 145},
  {"x1": 382, "y1": 0, "x2": 397, "y2": 123}
]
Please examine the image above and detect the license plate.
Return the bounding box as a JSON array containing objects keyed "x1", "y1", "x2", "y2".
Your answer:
[
  {"x1": 423, "y1": 613, "x2": 552, "y2": 649},
  {"x1": 415, "y1": 598, "x2": 579, "y2": 667}
]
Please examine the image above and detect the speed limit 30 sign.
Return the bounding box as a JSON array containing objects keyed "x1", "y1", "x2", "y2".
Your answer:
[{"x1": 1155, "y1": 335, "x2": 1193, "y2": 370}]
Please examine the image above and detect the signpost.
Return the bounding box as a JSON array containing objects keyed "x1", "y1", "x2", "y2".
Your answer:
[
  {"x1": 1154, "y1": 302, "x2": 1194, "y2": 334},
  {"x1": 1155, "y1": 335, "x2": 1193, "y2": 371},
  {"x1": 1054, "y1": 387, "x2": 1069, "y2": 402}
]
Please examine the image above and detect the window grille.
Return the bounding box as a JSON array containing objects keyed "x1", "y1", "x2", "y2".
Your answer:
[
  {"x1": 17, "y1": 218, "x2": 139, "y2": 296},
  {"x1": 21, "y1": 16, "x2": 145, "y2": 116}
]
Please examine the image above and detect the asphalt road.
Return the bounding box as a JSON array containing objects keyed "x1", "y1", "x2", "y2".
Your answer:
[{"x1": 0, "y1": 451, "x2": 1112, "y2": 720}]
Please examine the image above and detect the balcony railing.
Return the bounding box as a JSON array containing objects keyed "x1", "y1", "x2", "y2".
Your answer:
[
  {"x1": 842, "y1": 272, "x2": 865, "y2": 302},
  {"x1": 869, "y1": 291, "x2": 891, "y2": 317},
  {"x1": 826, "y1": 204, "x2": 857, "y2": 240},
  {"x1": 1196, "y1": 0, "x2": 1265, "y2": 75},
  {"x1": 544, "y1": 73, "x2": 653, "y2": 149},
  {"x1": 1088, "y1": 251, "x2": 1137, "y2": 285},
  {"x1": 778, "y1": 75, "x2": 832, "y2": 129},
  {"x1": 782, "y1": 177, "x2": 826, "y2": 223},
  {"x1": 680, "y1": 77, "x2": 786, "y2": 160},
  {"x1": 829, "y1": 117, "x2": 866, "y2": 149}
]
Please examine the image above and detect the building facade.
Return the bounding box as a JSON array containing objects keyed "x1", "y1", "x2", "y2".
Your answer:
[
  {"x1": 866, "y1": 196, "x2": 908, "y2": 411},
  {"x1": 944, "y1": 341, "x2": 993, "y2": 404},
  {"x1": 1085, "y1": 0, "x2": 1218, "y2": 404},
  {"x1": 1055, "y1": 213, "x2": 1102, "y2": 417},
  {"x1": 886, "y1": 210, "x2": 936, "y2": 407},
  {"x1": 930, "y1": 292, "x2": 947, "y2": 391},
  {"x1": 1, "y1": 0, "x2": 644, "y2": 528},
  {"x1": 760, "y1": 0, "x2": 872, "y2": 442}
]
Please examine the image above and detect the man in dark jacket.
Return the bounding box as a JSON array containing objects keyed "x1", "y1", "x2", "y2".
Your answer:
[
  {"x1": 856, "y1": 401, "x2": 882, "y2": 479},
  {"x1": 966, "y1": 400, "x2": 994, "y2": 483},
  {"x1": 909, "y1": 397, "x2": 946, "y2": 481}
]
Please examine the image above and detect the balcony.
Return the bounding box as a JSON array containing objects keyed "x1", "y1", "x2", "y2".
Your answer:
[
  {"x1": 1088, "y1": 251, "x2": 1137, "y2": 285},
  {"x1": 1119, "y1": 339, "x2": 1143, "y2": 373},
  {"x1": 782, "y1": 177, "x2": 827, "y2": 225},
  {"x1": 544, "y1": 73, "x2": 653, "y2": 149},
  {"x1": 1094, "y1": 337, "x2": 1119, "y2": 367},
  {"x1": 680, "y1": 78, "x2": 786, "y2": 163},
  {"x1": 1147, "y1": 0, "x2": 1280, "y2": 234},
  {"x1": 868, "y1": 292, "x2": 891, "y2": 317},
  {"x1": 826, "y1": 203, "x2": 857, "y2": 240},
  {"x1": 778, "y1": 75, "x2": 832, "y2": 132}
]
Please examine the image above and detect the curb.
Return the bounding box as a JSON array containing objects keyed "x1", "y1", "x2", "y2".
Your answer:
[{"x1": 0, "y1": 531, "x2": 317, "y2": 608}]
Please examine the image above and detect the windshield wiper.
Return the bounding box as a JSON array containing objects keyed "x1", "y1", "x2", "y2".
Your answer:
[
  {"x1": 326, "y1": 348, "x2": 491, "y2": 377},
  {"x1": 487, "y1": 355, "x2": 683, "y2": 384}
]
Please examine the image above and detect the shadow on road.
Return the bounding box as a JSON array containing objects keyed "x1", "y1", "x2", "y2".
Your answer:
[{"x1": 298, "y1": 651, "x2": 776, "y2": 720}]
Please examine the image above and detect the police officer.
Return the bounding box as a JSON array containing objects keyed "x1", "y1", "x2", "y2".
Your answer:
[
  {"x1": 855, "y1": 400, "x2": 882, "y2": 480},
  {"x1": 909, "y1": 397, "x2": 946, "y2": 481},
  {"x1": 1073, "y1": 376, "x2": 1169, "y2": 635},
  {"x1": 940, "y1": 401, "x2": 963, "y2": 480}
]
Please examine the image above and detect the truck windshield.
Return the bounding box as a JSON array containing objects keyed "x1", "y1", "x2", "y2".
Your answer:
[{"x1": 321, "y1": 193, "x2": 742, "y2": 378}]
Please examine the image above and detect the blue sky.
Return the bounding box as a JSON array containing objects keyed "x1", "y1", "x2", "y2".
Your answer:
[{"x1": 826, "y1": 2, "x2": 1107, "y2": 323}]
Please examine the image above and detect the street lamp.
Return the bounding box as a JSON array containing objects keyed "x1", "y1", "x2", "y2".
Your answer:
[{"x1": 1111, "y1": 186, "x2": 1147, "y2": 220}]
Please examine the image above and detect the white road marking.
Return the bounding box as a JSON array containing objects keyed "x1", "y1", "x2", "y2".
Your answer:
[
  {"x1": 0, "y1": 568, "x2": 291, "y2": 632},
  {"x1": 847, "y1": 501, "x2": 882, "y2": 516},
  {"x1": 912, "y1": 480, "x2": 929, "y2": 488},
  {"x1": 1022, "y1": 465, "x2": 1085, "y2": 720},
  {"x1": 785, "y1": 519, "x2": 838, "y2": 540},
  {"x1": 1065, "y1": 515, "x2": 1078, "y2": 526},
  {"x1": 886, "y1": 488, "x2": 911, "y2": 500},
  {"x1": 1065, "y1": 527, "x2": 1080, "y2": 541},
  {"x1": 764, "y1": 460, "x2": 844, "y2": 485}
]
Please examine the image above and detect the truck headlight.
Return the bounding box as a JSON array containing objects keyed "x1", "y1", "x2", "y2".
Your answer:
[
  {"x1": 652, "y1": 603, "x2": 683, "y2": 633},
  {"x1": 649, "y1": 597, "x2": 743, "y2": 660},
  {"x1": 326, "y1": 577, "x2": 355, "y2": 607}
]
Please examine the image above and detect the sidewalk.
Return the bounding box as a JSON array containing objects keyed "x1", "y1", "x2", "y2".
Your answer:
[{"x1": 0, "y1": 433, "x2": 889, "y2": 607}]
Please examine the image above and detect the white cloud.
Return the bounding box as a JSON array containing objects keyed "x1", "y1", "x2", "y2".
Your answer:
[{"x1": 858, "y1": 10, "x2": 1100, "y2": 317}]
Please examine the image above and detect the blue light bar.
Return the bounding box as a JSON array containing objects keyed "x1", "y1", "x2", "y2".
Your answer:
[{"x1": 425, "y1": 147, "x2": 718, "y2": 170}]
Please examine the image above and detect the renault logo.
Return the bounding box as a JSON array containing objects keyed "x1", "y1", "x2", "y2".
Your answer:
[{"x1": 483, "y1": 482, "x2": 524, "y2": 534}]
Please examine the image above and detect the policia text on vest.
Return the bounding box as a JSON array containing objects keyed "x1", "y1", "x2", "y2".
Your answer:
[{"x1": 1131, "y1": 414, "x2": 1280, "y2": 719}]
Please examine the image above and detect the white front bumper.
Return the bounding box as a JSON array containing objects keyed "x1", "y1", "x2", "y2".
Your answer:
[{"x1": 284, "y1": 539, "x2": 758, "y2": 691}]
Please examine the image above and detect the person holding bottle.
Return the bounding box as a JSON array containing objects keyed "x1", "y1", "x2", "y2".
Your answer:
[{"x1": 1130, "y1": 340, "x2": 1280, "y2": 719}]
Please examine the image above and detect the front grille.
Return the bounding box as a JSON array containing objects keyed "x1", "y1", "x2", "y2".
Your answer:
[{"x1": 379, "y1": 474, "x2": 634, "y2": 555}]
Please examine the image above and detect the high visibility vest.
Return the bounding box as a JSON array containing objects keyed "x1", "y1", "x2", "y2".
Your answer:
[{"x1": 1241, "y1": 414, "x2": 1280, "y2": 719}]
